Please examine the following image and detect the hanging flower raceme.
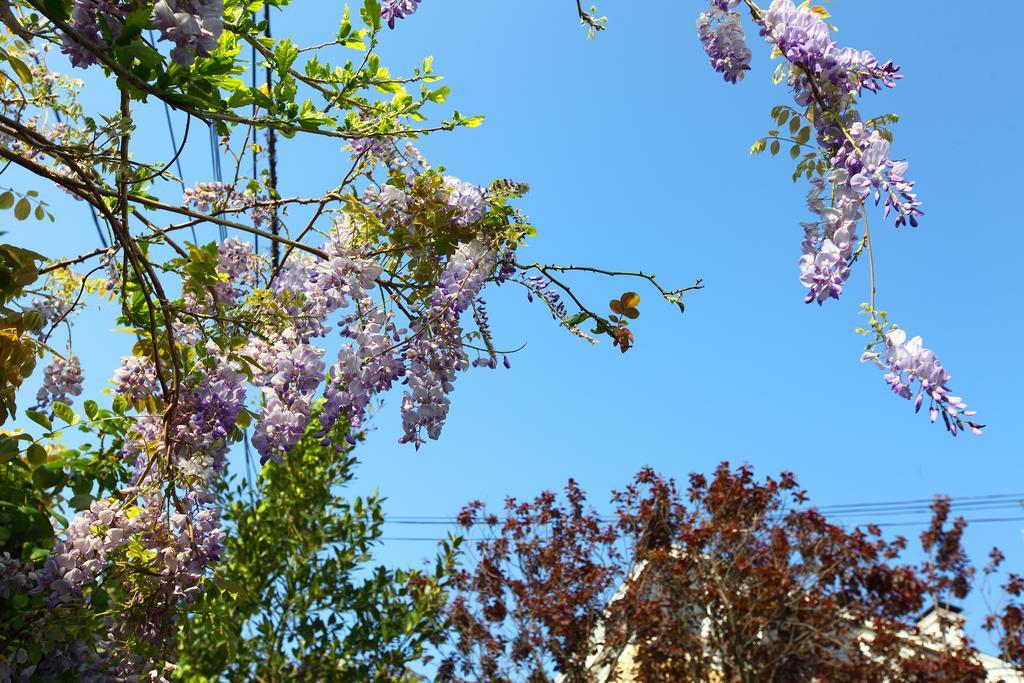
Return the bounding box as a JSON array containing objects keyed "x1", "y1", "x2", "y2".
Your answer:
[
  {"x1": 695, "y1": 0, "x2": 979, "y2": 435},
  {"x1": 696, "y1": 3, "x2": 752, "y2": 84},
  {"x1": 862, "y1": 329, "x2": 983, "y2": 437},
  {"x1": 62, "y1": 0, "x2": 132, "y2": 67},
  {"x1": 798, "y1": 172, "x2": 860, "y2": 304},
  {"x1": 152, "y1": 0, "x2": 224, "y2": 66},
  {"x1": 63, "y1": 0, "x2": 224, "y2": 68},
  {"x1": 33, "y1": 354, "x2": 83, "y2": 413},
  {"x1": 755, "y1": 0, "x2": 919, "y2": 230},
  {"x1": 247, "y1": 332, "x2": 325, "y2": 463},
  {"x1": 381, "y1": 0, "x2": 421, "y2": 29},
  {"x1": 320, "y1": 298, "x2": 406, "y2": 442},
  {"x1": 111, "y1": 354, "x2": 159, "y2": 403},
  {"x1": 400, "y1": 239, "x2": 495, "y2": 447},
  {"x1": 184, "y1": 181, "x2": 273, "y2": 229},
  {"x1": 443, "y1": 176, "x2": 486, "y2": 227}
]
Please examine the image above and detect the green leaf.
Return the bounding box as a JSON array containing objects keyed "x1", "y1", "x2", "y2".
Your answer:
[
  {"x1": 13, "y1": 198, "x2": 30, "y2": 221},
  {"x1": 769, "y1": 140, "x2": 780, "y2": 156},
  {"x1": 0, "y1": 440, "x2": 18, "y2": 464},
  {"x1": 51, "y1": 401, "x2": 80, "y2": 426},
  {"x1": 0, "y1": 191, "x2": 13, "y2": 209},
  {"x1": 26, "y1": 444, "x2": 46, "y2": 467},
  {"x1": 32, "y1": 464, "x2": 65, "y2": 489},
  {"x1": 69, "y1": 493, "x2": 94, "y2": 511},
  {"x1": 425, "y1": 86, "x2": 450, "y2": 103},
  {"x1": 25, "y1": 410, "x2": 52, "y2": 431},
  {"x1": 274, "y1": 39, "x2": 300, "y2": 78},
  {"x1": 563, "y1": 312, "x2": 590, "y2": 327},
  {"x1": 362, "y1": 0, "x2": 382, "y2": 31},
  {"x1": 83, "y1": 400, "x2": 98, "y2": 420},
  {"x1": 6, "y1": 55, "x2": 33, "y2": 84}
]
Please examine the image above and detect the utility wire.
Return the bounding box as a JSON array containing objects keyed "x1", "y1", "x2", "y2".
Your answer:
[
  {"x1": 208, "y1": 123, "x2": 226, "y2": 242},
  {"x1": 378, "y1": 494, "x2": 1024, "y2": 535},
  {"x1": 384, "y1": 493, "x2": 1024, "y2": 523},
  {"x1": 251, "y1": 41, "x2": 259, "y2": 256},
  {"x1": 378, "y1": 515, "x2": 1024, "y2": 543},
  {"x1": 147, "y1": 29, "x2": 196, "y2": 244},
  {"x1": 264, "y1": 4, "x2": 281, "y2": 269},
  {"x1": 28, "y1": 51, "x2": 110, "y2": 248}
]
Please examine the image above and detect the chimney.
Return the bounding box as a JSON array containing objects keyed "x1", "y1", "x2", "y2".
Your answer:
[{"x1": 916, "y1": 602, "x2": 965, "y2": 648}]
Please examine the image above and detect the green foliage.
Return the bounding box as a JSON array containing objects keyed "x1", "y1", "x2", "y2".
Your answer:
[
  {"x1": 754, "y1": 106, "x2": 827, "y2": 182},
  {"x1": 175, "y1": 416, "x2": 458, "y2": 682},
  {"x1": 0, "y1": 189, "x2": 54, "y2": 222}
]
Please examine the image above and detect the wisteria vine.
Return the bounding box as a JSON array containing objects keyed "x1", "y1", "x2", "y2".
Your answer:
[
  {"x1": 0, "y1": 0, "x2": 700, "y2": 675},
  {"x1": 694, "y1": 0, "x2": 982, "y2": 437}
]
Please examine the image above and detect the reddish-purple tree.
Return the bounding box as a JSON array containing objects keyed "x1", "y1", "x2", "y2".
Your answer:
[{"x1": 441, "y1": 464, "x2": 1008, "y2": 682}]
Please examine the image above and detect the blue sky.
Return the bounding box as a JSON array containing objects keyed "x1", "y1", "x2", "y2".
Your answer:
[{"x1": 10, "y1": 0, "x2": 1024, "y2": 648}]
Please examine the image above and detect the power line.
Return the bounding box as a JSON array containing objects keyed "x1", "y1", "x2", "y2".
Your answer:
[
  {"x1": 263, "y1": 3, "x2": 281, "y2": 269},
  {"x1": 383, "y1": 493, "x2": 1024, "y2": 526},
  {"x1": 148, "y1": 29, "x2": 197, "y2": 244},
  {"x1": 251, "y1": 41, "x2": 259, "y2": 256},
  {"x1": 208, "y1": 123, "x2": 226, "y2": 242},
  {"x1": 375, "y1": 494, "x2": 1024, "y2": 542},
  {"x1": 28, "y1": 51, "x2": 110, "y2": 249},
  {"x1": 377, "y1": 515, "x2": 1024, "y2": 543}
]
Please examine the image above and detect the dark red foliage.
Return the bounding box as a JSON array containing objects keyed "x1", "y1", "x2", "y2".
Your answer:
[
  {"x1": 442, "y1": 463, "x2": 1009, "y2": 682},
  {"x1": 983, "y1": 547, "x2": 1024, "y2": 670},
  {"x1": 442, "y1": 481, "x2": 623, "y2": 682}
]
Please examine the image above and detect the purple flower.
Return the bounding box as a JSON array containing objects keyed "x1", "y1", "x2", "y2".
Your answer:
[
  {"x1": 251, "y1": 389, "x2": 310, "y2": 463},
  {"x1": 152, "y1": 0, "x2": 224, "y2": 66},
  {"x1": 62, "y1": 1, "x2": 131, "y2": 68},
  {"x1": 862, "y1": 328, "x2": 983, "y2": 437},
  {"x1": 111, "y1": 355, "x2": 159, "y2": 402},
  {"x1": 798, "y1": 173, "x2": 859, "y2": 304},
  {"x1": 321, "y1": 297, "x2": 406, "y2": 438},
  {"x1": 349, "y1": 136, "x2": 395, "y2": 160},
  {"x1": 443, "y1": 176, "x2": 486, "y2": 227},
  {"x1": 400, "y1": 239, "x2": 494, "y2": 447},
  {"x1": 62, "y1": 0, "x2": 223, "y2": 68},
  {"x1": 696, "y1": 7, "x2": 752, "y2": 84},
  {"x1": 381, "y1": 0, "x2": 421, "y2": 29},
  {"x1": 34, "y1": 354, "x2": 84, "y2": 413}
]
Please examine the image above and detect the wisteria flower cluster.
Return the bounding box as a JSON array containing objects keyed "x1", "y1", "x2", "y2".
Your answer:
[
  {"x1": 696, "y1": 1, "x2": 752, "y2": 84},
  {"x1": 798, "y1": 173, "x2": 860, "y2": 304},
  {"x1": 400, "y1": 239, "x2": 495, "y2": 447},
  {"x1": 111, "y1": 354, "x2": 159, "y2": 403},
  {"x1": 862, "y1": 326, "x2": 983, "y2": 437},
  {"x1": 381, "y1": 0, "x2": 421, "y2": 29},
  {"x1": 0, "y1": 3, "x2": 701, "y2": 674},
  {"x1": 33, "y1": 353, "x2": 83, "y2": 414},
  {"x1": 64, "y1": 0, "x2": 224, "y2": 67},
  {"x1": 27, "y1": 143, "x2": 521, "y2": 673},
  {"x1": 695, "y1": 0, "x2": 979, "y2": 434},
  {"x1": 152, "y1": 0, "x2": 224, "y2": 66},
  {"x1": 184, "y1": 181, "x2": 274, "y2": 229}
]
